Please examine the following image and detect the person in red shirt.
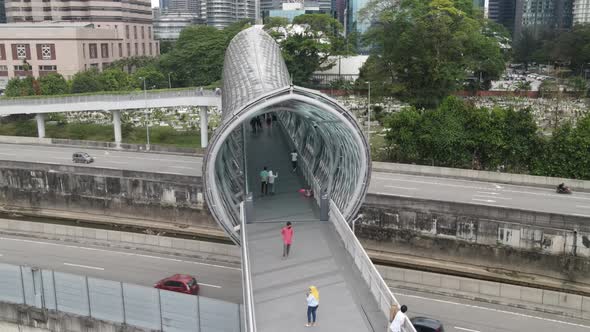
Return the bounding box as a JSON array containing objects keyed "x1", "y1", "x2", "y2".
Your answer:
[{"x1": 281, "y1": 222, "x2": 294, "y2": 258}]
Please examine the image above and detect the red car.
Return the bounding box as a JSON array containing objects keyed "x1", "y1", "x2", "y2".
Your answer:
[{"x1": 154, "y1": 274, "x2": 199, "y2": 295}]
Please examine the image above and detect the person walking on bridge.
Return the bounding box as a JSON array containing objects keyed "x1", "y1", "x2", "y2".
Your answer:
[
  {"x1": 305, "y1": 286, "x2": 319, "y2": 327},
  {"x1": 281, "y1": 221, "x2": 293, "y2": 258},
  {"x1": 389, "y1": 305, "x2": 407, "y2": 332},
  {"x1": 268, "y1": 170, "x2": 278, "y2": 195},
  {"x1": 291, "y1": 150, "x2": 298, "y2": 172},
  {"x1": 260, "y1": 167, "x2": 269, "y2": 195}
]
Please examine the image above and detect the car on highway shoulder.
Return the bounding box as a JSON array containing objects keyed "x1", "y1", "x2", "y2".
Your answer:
[
  {"x1": 72, "y1": 152, "x2": 94, "y2": 164},
  {"x1": 154, "y1": 274, "x2": 199, "y2": 295},
  {"x1": 411, "y1": 317, "x2": 445, "y2": 332}
]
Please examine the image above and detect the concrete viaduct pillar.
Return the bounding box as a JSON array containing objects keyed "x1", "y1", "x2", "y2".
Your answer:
[
  {"x1": 112, "y1": 110, "x2": 122, "y2": 147},
  {"x1": 35, "y1": 113, "x2": 45, "y2": 138},
  {"x1": 200, "y1": 107, "x2": 208, "y2": 148}
]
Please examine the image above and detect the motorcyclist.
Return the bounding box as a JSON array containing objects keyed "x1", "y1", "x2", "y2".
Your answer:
[{"x1": 558, "y1": 183, "x2": 565, "y2": 191}]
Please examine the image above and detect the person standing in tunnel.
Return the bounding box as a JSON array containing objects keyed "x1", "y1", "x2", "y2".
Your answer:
[
  {"x1": 260, "y1": 167, "x2": 269, "y2": 195},
  {"x1": 291, "y1": 150, "x2": 298, "y2": 172},
  {"x1": 268, "y1": 170, "x2": 278, "y2": 195}
]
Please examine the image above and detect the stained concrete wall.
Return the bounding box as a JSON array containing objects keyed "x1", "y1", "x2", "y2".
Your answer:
[
  {"x1": 0, "y1": 161, "x2": 216, "y2": 229},
  {"x1": 359, "y1": 194, "x2": 590, "y2": 284},
  {"x1": 0, "y1": 302, "x2": 148, "y2": 332}
]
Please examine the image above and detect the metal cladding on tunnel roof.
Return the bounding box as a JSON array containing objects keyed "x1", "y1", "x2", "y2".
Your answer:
[{"x1": 202, "y1": 27, "x2": 371, "y2": 244}]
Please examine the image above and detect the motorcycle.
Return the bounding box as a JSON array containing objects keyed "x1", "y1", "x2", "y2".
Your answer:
[{"x1": 556, "y1": 186, "x2": 572, "y2": 194}]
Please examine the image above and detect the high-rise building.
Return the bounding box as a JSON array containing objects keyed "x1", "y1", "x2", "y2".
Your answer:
[
  {"x1": 4, "y1": 0, "x2": 157, "y2": 58},
  {"x1": 0, "y1": 0, "x2": 6, "y2": 23},
  {"x1": 166, "y1": 0, "x2": 201, "y2": 15},
  {"x1": 346, "y1": 0, "x2": 370, "y2": 35},
  {"x1": 488, "y1": 0, "x2": 518, "y2": 34},
  {"x1": 514, "y1": 0, "x2": 572, "y2": 37},
  {"x1": 573, "y1": 0, "x2": 590, "y2": 23},
  {"x1": 204, "y1": 0, "x2": 255, "y2": 28}
]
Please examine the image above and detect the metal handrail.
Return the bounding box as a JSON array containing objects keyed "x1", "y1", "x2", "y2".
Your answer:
[
  {"x1": 329, "y1": 200, "x2": 416, "y2": 332},
  {"x1": 239, "y1": 201, "x2": 257, "y2": 332}
]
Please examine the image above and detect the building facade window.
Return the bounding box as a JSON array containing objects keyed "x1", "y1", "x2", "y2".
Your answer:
[
  {"x1": 89, "y1": 43, "x2": 98, "y2": 59},
  {"x1": 149, "y1": 43, "x2": 152, "y2": 56},
  {"x1": 14, "y1": 65, "x2": 29, "y2": 71},
  {"x1": 118, "y1": 43, "x2": 123, "y2": 57},
  {"x1": 133, "y1": 26, "x2": 137, "y2": 39},
  {"x1": 15, "y1": 44, "x2": 27, "y2": 59},
  {"x1": 0, "y1": 65, "x2": 8, "y2": 71},
  {"x1": 39, "y1": 65, "x2": 57, "y2": 71},
  {"x1": 126, "y1": 43, "x2": 130, "y2": 56},
  {"x1": 125, "y1": 25, "x2": 130, "y2": 39},
  {"x1": 134, "y1": 43, "x2": 138, "y2": 55},
  {"x1": 90, "y1": 63, "x2": 99, "y2": 68},
  {"x1": 148, "y1": 27, "x2": 151, "y2": 39},
  {"x1": 40, "y1": 44, "x2": 52, "y2": 59},
  {"x1": 100, "y1": 43, "x2": 108, "y2": 58},
  {"x1": 0, "y1": 45, "x2": 5, "y2": 60},
  {"x1": 141, "y1": 26, "x2": 144, "y2": 39},
  {"x1": 141, "y1": 43, "x2": 145, "y2": 55},
  {"x1": 82, "y1": 43, "x2": 86, "y2": 58}
]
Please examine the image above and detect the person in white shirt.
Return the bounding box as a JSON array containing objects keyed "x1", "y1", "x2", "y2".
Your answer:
[
  {"x1": 290, "y1": 150, "x2": 298, "y2": 172},
  {"x1": 268, "y1": 170, "x2": 278, "y2": 195},
  {"x1": 389, "y1": 305, "x2": 408, "y2": 332}
]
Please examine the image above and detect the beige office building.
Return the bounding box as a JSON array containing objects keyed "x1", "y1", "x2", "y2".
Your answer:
[
  {"x1": 4, "y1": 0, "x2": 158, "y2": 64},
  {"x1": 0, "y1": 22, "x2": 160, "y2": 89}
]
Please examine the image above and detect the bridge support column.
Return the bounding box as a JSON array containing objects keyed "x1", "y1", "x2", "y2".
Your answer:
[
  {"x1": 200, "y1": 107, "x2": 208, "y2": 148},
  {"x1": 112, "y1": 110, "x2": 122, "y2": 148},
  {"x1": 35, "y1": 114, "x2": 45, "y2": 138}
]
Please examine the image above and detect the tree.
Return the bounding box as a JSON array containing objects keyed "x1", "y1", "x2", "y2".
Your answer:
[
  {"x1": 280, "y1": 31, "x2": 333, "y2": 86},
  {"x1": 107, "y1": 56, "x2": 160, "y2": 74},
  {"x1": 361, "y1": 0, "x2": 506, "y2": 109},
  {"x1": 264, "y1": 17, "x2": 289, "y2": 30},
  {"x1": 160, "y1": 25, "x2": 228, "y2": 87},
  {"x1": 70, "y1": 69, "x2": 104, "y2": 93},
  {"x1": 38, "y1": 73, "x2": 69, "y2": 95},
  {"x1": 4, "y1": 77, "x2": 36, "y2": 97},
  {"x1": 99, "y1": 69, "x2": 134, "y2": 91},
  {"x1": 566, "y1": 76, "x2": 588, "y2": 98},
  {"x1": 132, "y1": 65, "x2": 168, "y2": 89}
]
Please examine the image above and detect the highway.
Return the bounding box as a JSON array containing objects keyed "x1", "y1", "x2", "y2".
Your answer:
[
  {"x1": 0, "y1": 230, "x2": 587, "y2": 331},
  {"x1": 0, "y1": 233, "x2": 242, "y2": 303},
  {"x1": 0, "y1": 143, "x2": 588, "y2": 216}
]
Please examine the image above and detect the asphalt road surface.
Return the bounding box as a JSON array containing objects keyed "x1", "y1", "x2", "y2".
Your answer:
[
  {"x1": 0, "y1": 143, "x2": 588, "y2": 216},
  {"x1": 0, "y1": 230, "x2": 587, "y2": 332},
  {"x1": 0, "y1": 233, "x2": 242, "y2": 303},
  {"x1": 395, "y1": 287, "x2": 590, "y2": 332}
]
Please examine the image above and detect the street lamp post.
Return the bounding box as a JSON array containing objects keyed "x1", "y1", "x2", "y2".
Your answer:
[
  {"x1": 365, "y1": 81, "x2": 371, "y2": 142},
  {"x1": 168, "y1": 72, "x2": 172, "y2": 89},
  {"x1": 140, "y1": 77, "x2": 150, "y2": 149}
]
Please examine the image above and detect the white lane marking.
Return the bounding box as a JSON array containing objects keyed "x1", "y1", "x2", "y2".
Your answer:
[
  {"x1": 473, "y1": 194, "x2": 512, "y2": 200},
  {"x1": 576, "y1": 205, "x2": 590, "y2": 209},
  {"x1": 199, "y1": 283, "x2": 222, "y2": 289},
  {"x1": 384, "y1": 185, "x2": 417, "y2": 190},
  {"x1": 395, "y1": 292, "x2": 590, "y2": 329},
  {"x1": 170, "y1": 166, "x2": 194, "y2": 170},
  {"x1": 0, "y1": 237, "x2": 241, "y2": 271},
  {"x1": 64, "y1": 262, "x2": 105, "y2": 271},
  {"x1": 472, "y1": 198, "x2": 496, "y2": 203},
  {"x1": 374, "y1": 177, "x2": 590, "y2": 201},
  {"x1": 477, "y1": 191, "x2": 500, "y2": 195},
  {"x1": 103, "y1": 160, "x2": 128, "y2": 164},
  {"x1": 455, "y1": 327, "x2": 481, "y2": 332},
  {"x1": 50, "y1": 157, "x2": 70, "y2": 160},
  {"x1": 494, "y1": 184, "x2": 502, "y2": 189},
  {"x1": 0, "y1": 152, "x2": 15, "y2": 155},
  {"x1": 375, "y1": 192, "x2": 413, "y2": 198}
]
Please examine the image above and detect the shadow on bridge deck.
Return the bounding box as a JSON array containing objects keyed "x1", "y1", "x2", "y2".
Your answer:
[{"x1": 244, "y1": 114, "x2": 387, "y2": 332}]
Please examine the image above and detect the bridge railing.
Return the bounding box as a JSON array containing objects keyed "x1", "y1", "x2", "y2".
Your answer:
[
  {"x1": 329, "y1": 200, "x2": 417, "y2": 332},
  {"x1": 240, "y1": 201, "x2": 257, "y2": 332},
  {"x1": 0, "y1": 89, "x2": 218, "y2": 106}
]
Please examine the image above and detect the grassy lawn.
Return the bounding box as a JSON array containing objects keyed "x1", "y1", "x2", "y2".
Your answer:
[{"x1": 0, "y1": 120, "x2": 202, "y2": 148}]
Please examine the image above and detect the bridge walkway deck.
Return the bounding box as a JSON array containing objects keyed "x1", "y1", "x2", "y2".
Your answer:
[{"x1": 244, "y1": 115, "x2": 387, "y2": 331}]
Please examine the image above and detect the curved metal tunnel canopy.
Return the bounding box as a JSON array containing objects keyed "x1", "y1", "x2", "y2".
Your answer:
[{"x1": 203, "y1": 27, "x2": 371, "y2": 244}]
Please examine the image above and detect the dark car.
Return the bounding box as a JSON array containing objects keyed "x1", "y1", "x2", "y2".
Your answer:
[
  {"x1": 411, "y1": 317, "x2": 445, "y2": 332},
  {"x1": 72, "y1": 152, "x2": 94, "y2": 164},
  {"x1": 154, "y1": 274, "x2": 199, "y2": 295}
]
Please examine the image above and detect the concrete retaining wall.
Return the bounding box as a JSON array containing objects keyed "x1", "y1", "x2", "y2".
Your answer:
[
  {"x1": 360, "y1": 194, "x2": 590, "y2": 285},
  {"x1": 373, "y1": 161, "x2": 590, "y2": 191},
  {"x1": 0, "y1": 302, "x2": 148, "y2": 332},
  {"x1": 377, "y1": 265, "x2": 590, "y2": 320},
  {"x1": 0, "y1": 161, "x2": 217, "y2": 229}
]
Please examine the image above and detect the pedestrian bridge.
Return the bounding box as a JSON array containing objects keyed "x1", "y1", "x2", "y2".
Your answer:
[
  {"x1": 204, "y1": 27, "x2": 415, "y2": 332},
  {"x1": 0, "y1": 89, "x2": 220, "y2": 148}
]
